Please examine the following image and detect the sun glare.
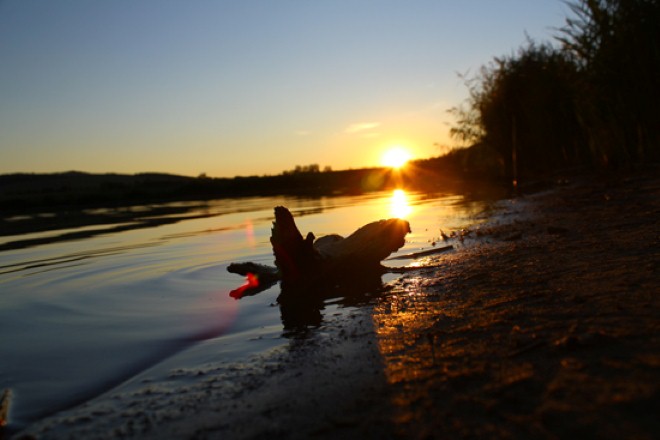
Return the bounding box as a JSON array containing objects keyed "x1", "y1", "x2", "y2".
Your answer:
[
  {"x1": 381, "y1": 146, "x2": 411, "y2": 169},
  {"x1": 390, "y1": 189, "x2": 412, "y2": 218}
]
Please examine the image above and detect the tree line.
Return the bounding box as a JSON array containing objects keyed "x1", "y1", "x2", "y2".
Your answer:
[{"x1": 449, "y1": 0, "x2": 659, "y2": 181}]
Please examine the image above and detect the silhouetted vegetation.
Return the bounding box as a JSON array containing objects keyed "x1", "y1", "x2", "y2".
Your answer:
[
  {"x1": 1, "y1": 160, "x2": 499, "y2": 222},
  {"x1": 449, "y1": 0, "x2": 659, "y2": 180},
  {"x1": 0, "y1": 167, "x2": 414, "y2": 214}
]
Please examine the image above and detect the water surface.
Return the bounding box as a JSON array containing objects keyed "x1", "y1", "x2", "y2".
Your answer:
[{"x1": 0, "y1": 188, "x2": 501, "y2": 427}]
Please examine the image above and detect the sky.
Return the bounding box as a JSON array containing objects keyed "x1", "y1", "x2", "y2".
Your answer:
[{"x1": 0, "y1": 0, "x2": 570, "y2": 178}]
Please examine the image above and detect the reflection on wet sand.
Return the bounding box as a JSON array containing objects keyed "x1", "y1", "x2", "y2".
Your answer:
[
  {"x1": 373, "y1": 270, "x2": 529, "y2": 434},
  {"x1": 372, "y1": 273, "x2": 458, "y2": 428},
  {"x1": 373, "y1": 277, "x2": 438, "y2": 380}
]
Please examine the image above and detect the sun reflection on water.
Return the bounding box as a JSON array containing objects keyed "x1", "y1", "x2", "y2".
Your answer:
[
  {"x1": 390, "y1": 189, "x2": 412, "y2": 219},
  {"x1": 244, "y1": 219, "x2": 257, "y2": 248}
]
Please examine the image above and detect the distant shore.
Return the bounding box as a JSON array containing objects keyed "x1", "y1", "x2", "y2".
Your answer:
[
  {"x1": 0, "y1": 166, "x2": 463, "y2": 212},
  {"x1": 12, "y1": 167, "x2": 659, "y2": 439},
  {"x1": 0, "y1": 148, "x2": 508, "y2": 216},
  {"x1": 0, "y1": 166, "x2": 506, "y2": 251}
]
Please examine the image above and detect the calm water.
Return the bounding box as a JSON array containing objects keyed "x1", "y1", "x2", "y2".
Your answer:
[{"x1": 0, "y1": 188, "x2": 501, "y2": 428}]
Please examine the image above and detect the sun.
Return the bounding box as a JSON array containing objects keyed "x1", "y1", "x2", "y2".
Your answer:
[{"x1": 381, "y1": 146, "x2": 411, "y2": 169}]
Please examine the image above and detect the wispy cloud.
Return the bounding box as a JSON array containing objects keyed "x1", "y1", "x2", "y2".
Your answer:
[
  {"x1": 345, "y1": 122, "x2": 380, "y2": 134},
  {"x1": 295, "y1": 130, "x2": 311, "y2": 136},
  {"x1": 361, "y1": 132, "x2": 380, "y2": 138}
]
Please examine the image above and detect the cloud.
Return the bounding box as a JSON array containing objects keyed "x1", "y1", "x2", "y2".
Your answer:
[
  {"x1": 345, "y1": 122, "x2": 380, "y2": 134},
  {"x1": 361, "y1": 132, "x2": 380, "y2": 138},
  {"x1": 295, "y1": 130, "x2": 311, "y2": 136}
]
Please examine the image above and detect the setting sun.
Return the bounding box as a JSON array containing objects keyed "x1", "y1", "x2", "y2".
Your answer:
[{"x1": 381, "y1": 146, "x2": 411, "y2": 169}]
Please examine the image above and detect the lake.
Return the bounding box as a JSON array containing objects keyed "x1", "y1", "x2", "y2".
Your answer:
[{"x1": 0, "y1": 187, "x2": 504, "y2": 429}]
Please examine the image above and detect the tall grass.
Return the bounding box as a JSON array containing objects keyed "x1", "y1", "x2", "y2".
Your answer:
[{"x1": 450, "y1": 0, "x2": 660, "y2": 179}]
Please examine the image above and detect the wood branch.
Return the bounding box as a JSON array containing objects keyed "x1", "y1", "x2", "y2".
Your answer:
[
  {"x1": 270, "y1": 206, "x2": 411, "y2": 289},
  {"x1": 270, "y1": 207, "x2": 323, "y2": 287},
  {"x1": 386, "y1": 245, "x2": 453, "y2": 260},
  {"x1": 226, "y1": 206, "x2": 412, "y2": 297},
  {"x1": 227, "y1": 262, "x2": 280, "y2": 284},
  {"x1": 227, "y1": 262, "x2": 279, "y2": 299}
]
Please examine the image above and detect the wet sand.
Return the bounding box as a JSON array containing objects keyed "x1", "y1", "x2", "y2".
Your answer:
[{"x1": 12, "y1": 169, "x2": 660, "y2": 439}]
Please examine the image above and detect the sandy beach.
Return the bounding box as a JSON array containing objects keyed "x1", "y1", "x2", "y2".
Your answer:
[{"x1": 11, "y1": 168, "x2": 660, "y2": 440}]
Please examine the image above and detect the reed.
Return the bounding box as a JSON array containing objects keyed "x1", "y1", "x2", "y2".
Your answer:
[{"x1": 450, "y1": 0, "x2": 660, "y2": 180}]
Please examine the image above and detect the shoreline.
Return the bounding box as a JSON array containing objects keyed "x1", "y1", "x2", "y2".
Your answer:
[
  {"x1": 375, "y1": 170, "x2": 659, "y2": 438},
  {"x1": 12, "y1": 170, "x2": 660, "y2": 439}
]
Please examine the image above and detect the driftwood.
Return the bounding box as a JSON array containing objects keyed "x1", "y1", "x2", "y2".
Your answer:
[
  {"x1": 386, "y1": 245, "x2": 453, "y2": 260},
  {"x1": 271, "y1": 206, "x2": 411, "y2": 286},
  {"x1": 227, "y1": 262, "x2": 280, "y2": 299},
  {"x1": 228, "y1": 206, "x2": 412, "y2": 298}
]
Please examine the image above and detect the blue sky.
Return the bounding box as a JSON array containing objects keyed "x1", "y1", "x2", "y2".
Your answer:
[{"x1": 0, "y1": 0, "x2": 570, "y2": 177}]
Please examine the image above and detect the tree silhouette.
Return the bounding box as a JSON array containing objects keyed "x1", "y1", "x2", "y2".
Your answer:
[
  {"x1": 558, "y1": 0, "x2": 660, "y2": 166},
  {"x1": 451, "y1": 42, "x2": 584, "y2": 179},
  {"x1": 450, "y1": 0, "x2": 659, "y2": 179}
]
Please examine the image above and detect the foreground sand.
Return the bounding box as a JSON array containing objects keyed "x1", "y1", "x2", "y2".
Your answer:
[{"x1": 14, "y1": 169, "x2": 660, "y2": 439}]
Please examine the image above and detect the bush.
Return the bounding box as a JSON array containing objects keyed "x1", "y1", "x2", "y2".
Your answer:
[{"x1": 450, "y1": 0, "x2": 660, "y2": 179}]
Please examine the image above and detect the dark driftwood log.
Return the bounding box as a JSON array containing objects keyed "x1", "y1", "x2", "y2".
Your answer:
[
  {"x1": 227, "y1": 206, "x2": 411, "y2": 297},
  {"x1": 271, "y1": 206, "x2": 411, "y2": 289},
  {"x1": 227, "y1": 262, "x2": 280, "y2": 298}
]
